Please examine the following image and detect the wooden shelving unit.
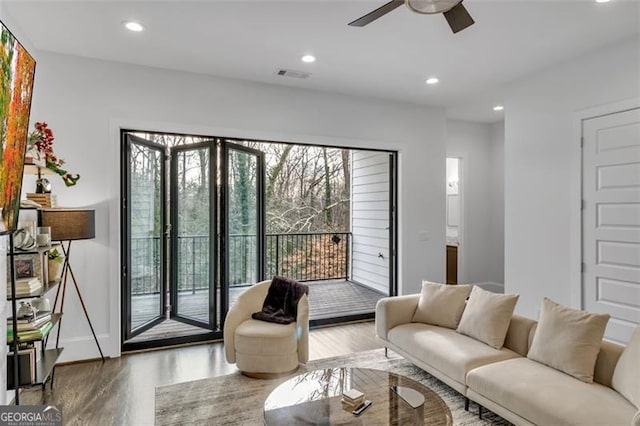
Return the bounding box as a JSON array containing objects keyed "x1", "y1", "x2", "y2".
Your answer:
[{"x1": 6, "y1": 233, "x2": 64, "y2": 403}]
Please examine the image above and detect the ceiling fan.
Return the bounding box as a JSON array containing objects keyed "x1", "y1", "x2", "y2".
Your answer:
[{"x1": 349, "y1": 0, "x2": 475, "y2": 34}]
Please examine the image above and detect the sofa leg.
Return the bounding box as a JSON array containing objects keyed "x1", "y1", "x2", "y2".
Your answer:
[
  {"x1": 464, "y1": 398, "x2": 469, "y2": 412},
  {"x1": 478, "y1": 404, "x2": 483, "y2": 420},
  {"x1": 384, "y1": 347, "x2": 388, "y2": 358}
]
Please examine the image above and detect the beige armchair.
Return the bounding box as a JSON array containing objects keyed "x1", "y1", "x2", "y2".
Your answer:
[{"x1": 224, "y1": 280, "x2": 309, "y2": 378}]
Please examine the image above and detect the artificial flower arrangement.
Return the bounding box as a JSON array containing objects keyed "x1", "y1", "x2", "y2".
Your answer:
[{"x1": 27, "y1": 122, "x2": 80, "y2": 186}]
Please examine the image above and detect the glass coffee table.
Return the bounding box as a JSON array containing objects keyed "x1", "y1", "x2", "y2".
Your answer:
[{"x1": 264, "y1": 367, "x2": 453, "y2": 425}]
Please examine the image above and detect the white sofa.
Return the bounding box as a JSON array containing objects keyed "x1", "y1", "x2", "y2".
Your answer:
[{"x1": 376, "y1": 294, "x2": 639, "y2": 426}]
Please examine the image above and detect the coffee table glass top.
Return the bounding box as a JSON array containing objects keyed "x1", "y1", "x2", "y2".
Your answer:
[{"x1": 264, "y1": 367, "x2": 453, "y2": 425}]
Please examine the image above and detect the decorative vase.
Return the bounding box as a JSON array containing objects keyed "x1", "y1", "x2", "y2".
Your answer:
[
  {"x1": 32, "y1": 296, "x2": 51, "y2": 312},
  {"x1": 48, "y1": 258, "x2": 64, "y2": 283}
]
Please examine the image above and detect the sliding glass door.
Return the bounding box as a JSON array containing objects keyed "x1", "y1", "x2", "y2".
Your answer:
[
  {"x1": 124, "y1": 134, "x2": 166, "y2": 340},
  {"x1": 222, "y1": 143, "x2": 265, "y2": 314},
  {"x1": 170, "y1": 142, "x2": 216, "y2": 329},
  {"x1": 123, "y1": 134, "x2": 265, "y2": 346}
]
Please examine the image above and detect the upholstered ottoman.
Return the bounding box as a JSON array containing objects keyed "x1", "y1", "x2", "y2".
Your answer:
[{"x1": 234, "y1": 319, "x2": 299, "y2": 377}]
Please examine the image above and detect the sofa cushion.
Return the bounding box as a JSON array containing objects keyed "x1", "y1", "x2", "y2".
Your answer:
[
  {"x1": 412, "y1": 281, "x2": 471, "y2": 329},
  {"x1": 456, "y1": 286, "x2": 519, "y2": 349},
  {"x1": 234, "y1": 319, "x2": 297, "y2": 356},
  {"x1": 528, "y1": 298, "x2": 609, "y2": 383},
  {"x1": 612, "y1": 326, "x2": 640, "y2": 409},
  {"x1": 387, "y1": 323, "x2": 519, "y2": 386},
  {"x1": 467, "y1": 357, "x2": 637, "y2": 426}
]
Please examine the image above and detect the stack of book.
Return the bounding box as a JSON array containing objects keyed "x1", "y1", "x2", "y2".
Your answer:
[
  {"x1": 7, "y1": 312, "x2": 54, "y2": 343},
  {"x1": 8, "y1": 277, "x2": 42, "y2": 297},
  {"x1": 341, "y1": 388, "x2": 365, "y2": 411},
  {"x1": 8, "y1": 310, "x2": 52, "y2": 331},
  {"x1": 26, "y1": 193, "x2": 57, "y2": 208},
  {"x1": 6, "y1": 346, "x2": 36, "y2": 387}
]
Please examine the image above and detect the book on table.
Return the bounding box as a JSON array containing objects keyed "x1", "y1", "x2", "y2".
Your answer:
[
  {"x1": 6, "y1": 347, "x2": 36, "y2": 387},
  {"x1": 341, "y1": 388, "x2": 365, "y2": 409}
]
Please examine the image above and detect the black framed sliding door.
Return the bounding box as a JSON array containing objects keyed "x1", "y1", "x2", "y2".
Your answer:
[
  {"x1": 221, "y1": 142, "x2": 265, "y2": 319},
  {"x1": 170, "y1": 142, "x2": 216, "y2": 330},
  {"x1": 123, "y1": 134, "x2": 166, "y2": 340}
]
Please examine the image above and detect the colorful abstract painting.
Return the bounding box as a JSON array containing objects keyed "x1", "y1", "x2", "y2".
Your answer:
[{"x1": 0, "y1": 21, "x2": 36, "y2": 234}]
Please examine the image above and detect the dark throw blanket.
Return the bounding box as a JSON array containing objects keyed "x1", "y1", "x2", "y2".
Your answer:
[{"x1": 252, "y1": 276, "x2": 309, "y2": 324}]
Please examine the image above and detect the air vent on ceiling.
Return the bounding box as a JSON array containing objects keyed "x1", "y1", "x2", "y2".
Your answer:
[{"x1": 275, "y1": 69, "x2": 311, "y2": 79}]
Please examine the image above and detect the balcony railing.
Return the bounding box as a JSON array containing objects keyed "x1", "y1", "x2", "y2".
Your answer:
[{"x1": 130, "y1": 232, "x2": 350, "y2": 295}]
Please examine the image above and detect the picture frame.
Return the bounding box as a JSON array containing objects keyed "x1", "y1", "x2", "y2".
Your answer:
[
  {"x1": 14, "y1": 258, "x2": 34, "y2": 279},
  {"x1": 6, "y1": 253, "x2": 41, "y2": 283}
]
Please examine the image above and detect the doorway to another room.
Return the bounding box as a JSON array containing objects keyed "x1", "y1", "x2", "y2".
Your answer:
[{"x1": 446, "y1": 157, "x2": 462, "y2": 284}]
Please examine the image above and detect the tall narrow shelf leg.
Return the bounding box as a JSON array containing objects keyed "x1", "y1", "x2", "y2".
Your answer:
[{"x1": 8, "y1": 233, "x2": 21, "y2": 405}]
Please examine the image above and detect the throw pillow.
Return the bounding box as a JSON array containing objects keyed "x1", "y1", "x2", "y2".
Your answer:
[
  {"x1": 412, "y1": 281, "x2": 471, "y2": 329},
  {"x1": 612, "y1": 326, "x2": 640, "y2": 409},
  {"x1": 527, "y1": 298, "x2": 610, "y2": 383},
  {"x1": 456, "y1": 286, "x2": 519, "y2": 349}
]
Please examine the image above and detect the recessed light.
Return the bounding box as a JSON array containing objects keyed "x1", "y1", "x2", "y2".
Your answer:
[
  {"x1": 596, "y1": 0, "x2": 610, "y2": 3},
  {"x1": 301, "y1": 55, "x2": 316, "y2": 63},
  {"x1": 493, "y1": 105, "x2": 504, "y2": 111},
  {"x1": 123, "y1": 21, "x2": 144, "y2": 32},
  {"x1": 426, "y1": 77, "x2": 439, "y2": 85}
]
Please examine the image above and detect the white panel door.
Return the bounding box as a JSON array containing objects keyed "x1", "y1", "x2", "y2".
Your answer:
[{"x1": 583, "y1": 107, "x2": 640, "y2": 344}]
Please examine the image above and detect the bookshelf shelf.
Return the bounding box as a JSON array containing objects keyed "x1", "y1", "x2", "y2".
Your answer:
[
  {"x1": 7, "y1": 279, "x2": 60, "y2": 301},
  {"x1": 12, "y1": 244, "x2": 59, "y2": 255},
  {"x1": 7, "y1": 348, "x2": 64, "y2": 390}
]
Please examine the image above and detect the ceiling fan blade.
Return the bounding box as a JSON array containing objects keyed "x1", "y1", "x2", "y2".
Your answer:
[
  {"x1": 443, "y1": 2, "x2": 475, "y2": 33},
  {"x1": 348, "y1": 0, "x2": 405, "y2": 27}
]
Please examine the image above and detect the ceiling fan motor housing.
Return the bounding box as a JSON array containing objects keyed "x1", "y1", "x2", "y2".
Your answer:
[{"x1": 406, "y1": 0, "x2": 462, "y2": 14}]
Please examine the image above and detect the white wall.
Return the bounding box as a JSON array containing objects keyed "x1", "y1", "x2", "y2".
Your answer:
[
  {"x1": 23, "y1": 51, "x2": 446, "y2": 361},
  {"x1": 351, "y1": 151, "x2": 391, "y2": 294},
  {"x1": 504, "y1": 37, "x2": 640, "y2": 320},
  {"x1": 446, "y1": 120, "x2": 504, "y2": 290},
  {"x1": 488, "y1": 122, "x2": 505, "y2": 287}
]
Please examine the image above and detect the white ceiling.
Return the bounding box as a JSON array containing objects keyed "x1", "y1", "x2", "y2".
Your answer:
[{"x1": 5, "y1": 0, "x2": 640, "y2": 122}]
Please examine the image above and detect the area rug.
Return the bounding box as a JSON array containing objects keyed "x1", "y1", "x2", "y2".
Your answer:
[{"x1": 155, "y1": 348, "x2": 511, "y2": 425}]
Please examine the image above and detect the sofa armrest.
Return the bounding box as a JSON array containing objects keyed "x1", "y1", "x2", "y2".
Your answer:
[
  {"x1": 504, "y1": 315, "x2": 537, "y2": 356},
  {"x1": 375, "y1": 294, "x2": 420, "y2": 341}
]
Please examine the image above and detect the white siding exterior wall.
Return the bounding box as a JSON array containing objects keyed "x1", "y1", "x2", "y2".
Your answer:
[{"x1": 351, "y1": 151, "x2": 390, "y2": 294}]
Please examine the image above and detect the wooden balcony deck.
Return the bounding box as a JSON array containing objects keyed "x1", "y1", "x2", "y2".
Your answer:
[{"x1": 126, "y1": 280, "x2": 386, "y2": 344}]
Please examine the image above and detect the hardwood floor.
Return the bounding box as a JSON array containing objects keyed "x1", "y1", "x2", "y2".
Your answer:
[{"x1": 20, "y1": 321, "x2": 382, "y2": 425}]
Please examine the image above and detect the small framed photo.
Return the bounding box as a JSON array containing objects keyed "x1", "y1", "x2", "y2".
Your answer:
[
  {"x1": 14, "y1": 258, "x2": 34, "y2": 279},
  {"x1": 6, "y1": 253, "x2": 41, "y2": 283}
]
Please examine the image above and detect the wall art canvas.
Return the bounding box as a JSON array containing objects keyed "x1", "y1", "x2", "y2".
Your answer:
[{"x1": 0, "y1": 20, "x2": 36, "y2": 235}]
